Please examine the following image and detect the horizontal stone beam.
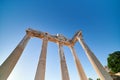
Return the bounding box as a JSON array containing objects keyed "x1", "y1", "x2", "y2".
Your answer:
[{"x1": 26, "y1": 28, "x2": 73, "y2": 46}]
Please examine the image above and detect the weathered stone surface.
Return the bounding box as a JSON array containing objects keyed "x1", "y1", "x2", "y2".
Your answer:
[
  {"x1": 70, "y1": 46, "x2": 88, "y2": 80},
  {"x1": 58, "y1": 44, "x2": 70, "y2": 80},
  {"x1": 34, "y1": 37, "x2": 48, "y2": 80},
  {"x1": 0, "y1": 28, "x2": 113, "y2": 80},
  {"x1": 77, "y1": 32, "x2": 113, "y2": 80},
  {"x1": 0, "y1": 34, "x2": 30, "y2": 80}
]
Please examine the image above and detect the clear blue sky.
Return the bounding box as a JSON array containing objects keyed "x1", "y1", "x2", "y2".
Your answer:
[{"x1": 0, "y1": 0, "x2": 120, "y2": 80}]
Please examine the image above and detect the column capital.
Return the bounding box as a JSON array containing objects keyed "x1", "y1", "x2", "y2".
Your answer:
[
  {"x1": 56, "y1": 34, "x2": 68, "y2": 46},
  {"x1": 77, "y1": 31, "x2": 83, "y2": 40},
  {"x1": 43, "y1": 32, "x2": 48, "y2": 41},
  {"x1": 68, "y1": 45, "x2": 74, "y2": 49},
  {"x1": 26, "y1": 31, "x2": 32, "y2": 38},
  {"x1": 71, "y1": 30, "x2": 82, "y2": 46}
]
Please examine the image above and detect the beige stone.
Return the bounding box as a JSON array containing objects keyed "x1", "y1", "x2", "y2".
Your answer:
[
  {"x1": 0, "y1": 34, "x2": 30, "y2": 80},
  {"x1": 0, "y1": 29, "x2": 113, "y2": 80},
  {"x1": 34, "y1": 37, "x2": 48, "y2": 80},
  {"x1": 70, "y1": 46, "x2": 88, "y2": 80},
  {"x1": 58, "y1": 43, "x2": 70, "y2": 80},
  {"x1": 77, "y1": 32, "x2": 113, "y2": 80}
]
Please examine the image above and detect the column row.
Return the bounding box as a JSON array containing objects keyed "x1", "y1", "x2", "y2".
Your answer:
[
  {"x1": 35, "y1": 38, "x2": 88, "y2": 80},
  {"x1": 0, "y1": 33, "x2": 113, "y2": 80},
  {"x1": 0, "y1": 34, "x2": 87, "y2": 80}
]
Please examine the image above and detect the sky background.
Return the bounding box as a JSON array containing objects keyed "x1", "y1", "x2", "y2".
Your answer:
[{"x1": 0, "y1": 0, "x2": 120, "y2": 80}]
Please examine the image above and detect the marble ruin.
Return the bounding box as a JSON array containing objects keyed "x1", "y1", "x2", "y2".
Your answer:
[{"x1": 0, "y1": 28, "x2": 113, "y2": 80}]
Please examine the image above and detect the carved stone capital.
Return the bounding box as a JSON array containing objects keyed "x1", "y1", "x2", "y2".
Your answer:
[
  {"x1": 77, "y1": 31, "x2": 83, "y2": 40},
  {"x1": 57, "y1": 34, "x2": 67, "y2": 41},
  {"x1": 43, "y1": 33, "x2": 48, "y2": 41}
]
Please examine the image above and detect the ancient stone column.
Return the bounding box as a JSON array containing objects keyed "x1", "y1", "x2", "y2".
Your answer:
[
  {"x1": 0, "y1": 34, "x2": 30, "y2": 80},
  {"x1": 69, "y1": 46, "x2": 88, "y2": 80},
  {"x1": 77, "y1": 32, "x2": 113, "y2": 80},
  {"x1": 34, "y1": 36, "x2": 48, "y2": 80},
  {"x1": 58, "y1": 43, "x2": 70, "y2": 80}
]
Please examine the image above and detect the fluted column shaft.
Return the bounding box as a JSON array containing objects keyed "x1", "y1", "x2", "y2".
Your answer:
[
  {"x1": 35, "y1": 37, "x2": 48, "y2": 80},
  {"x1": 0, "y1": 34, "x2": 30, "y2": 80},
  {"x1": 77, "y1": 35, "x2": 113, "y2": 80},
  {"x1": 58, "y1": 44, "x2": 70, "y2": 80},
  {"x1": 70, "y1": 46, "x2": 88, "y2": 80}
]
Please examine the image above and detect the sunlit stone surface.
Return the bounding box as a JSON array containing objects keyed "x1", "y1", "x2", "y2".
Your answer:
[{"x1": 0, "y1": 28, "x2": 113, "y2": 80}]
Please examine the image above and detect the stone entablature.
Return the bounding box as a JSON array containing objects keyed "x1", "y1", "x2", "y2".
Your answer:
[{"x1": 0, "y1": 28, "x2": 113, "y2": 80}]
